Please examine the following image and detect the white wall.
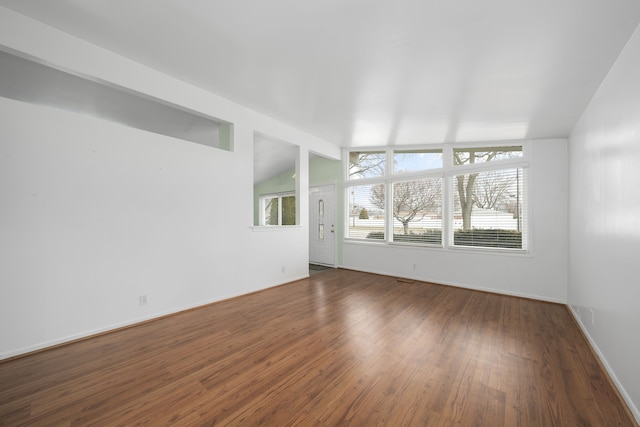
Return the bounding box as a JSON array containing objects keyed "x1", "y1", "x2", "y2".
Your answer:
[
  {"x1": 343, "y1": 138, "x2": 569, "y2": 303},
  {"x1": 0, "y1": 7, "x2": 340, "y2": 359},
  {"x1": 568, "y1": 23, "x2": 640, "y2": 421}
]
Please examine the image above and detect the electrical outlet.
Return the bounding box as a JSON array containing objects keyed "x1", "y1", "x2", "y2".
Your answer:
[
  {"x1": 139, "y1": 295, "x2": 148, "y2": 306},
  {"x1": 281, "y1": 266, "x2": 286, "y2": 273},
  {"x1": 412, "y1": 264, "x2": 417, "y2": 270}
]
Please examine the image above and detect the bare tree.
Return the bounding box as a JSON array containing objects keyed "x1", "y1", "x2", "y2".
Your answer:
[
  {"x1": 266, "y1": 198, "x2": 279, "y2": 226},
  {"x1": 453, "y1": 147, "x2": 520, "y2": 230},
  {"x1": 472, "y1": 170, "x2": 515, "y2": 210},
  {"x1": 370, "y1": 179, "x2": 441, "y2": 234},
  {"x1": 455, "y1": 174, "x2": 477, "y2": 232},
  {"x1": 349, "y1": 152, "x2": 385, "y2": 178}
]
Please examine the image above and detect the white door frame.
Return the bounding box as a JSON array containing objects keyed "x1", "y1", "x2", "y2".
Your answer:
[{"x1": 309, "y1": 184, "x2": 337, "y2": 267}]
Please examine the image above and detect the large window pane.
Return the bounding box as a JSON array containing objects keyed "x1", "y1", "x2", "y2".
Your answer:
[
  {"x1": 453, "y1": 145, "x2": 522, "y2": 166},
  {"x1": 391, "y1": 178, "x2": 442, "y2": 244},
  {"x1": 393, "y1": 149, "x2": 442, "y2": 174},
  {"x1": 347, "y1": 185, "x2": 385, "y2": 240},
  {"x1": 348, "y1": 151, "x2": 386, "y2": 180},
  {"x1": 453, "y1": 168, "x2": 524, "y2": 249}
]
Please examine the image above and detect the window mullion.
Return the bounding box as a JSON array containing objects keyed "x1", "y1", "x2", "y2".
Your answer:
[
  {"x1": 385, "y1": 148, "x2": 394, "y2": 241},
  {"x1": 385, "y1": 181, "x2": 393, "y2": 242},
  {"x1": 442, "y1": 145, "x2": 453, "y2": 247},
  {"x1": 521, "y1": 168, "x2": 529, "y2": 250},
  {"x1": 259, "y1": 197, "x2": 265, "y2": 225}
]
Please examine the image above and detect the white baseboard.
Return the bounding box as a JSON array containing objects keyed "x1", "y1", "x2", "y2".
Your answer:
[
  {"x1": 1, "y1": 275, "x2": 310, "y2": 361},
  {"x1": 567, "y1": 306, "x2": 640, "y2": 424},
  {"x1": 339, "y1": 265, "x2": 564, "y2": 303}
]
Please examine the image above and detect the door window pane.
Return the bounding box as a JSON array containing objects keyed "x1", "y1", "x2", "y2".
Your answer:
[{"x1": 318, "y1": 199, "x2": 325, "y2": 240}]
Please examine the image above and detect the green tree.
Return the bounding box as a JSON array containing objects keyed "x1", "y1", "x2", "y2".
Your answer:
[
  {"x1": 265, "y1": 198, "x2": 278, "y2": 225},
  {"x1": 282, "y1": 196, "x2": 296, "y2": 225},
  {"x1": 265, "y1": 196, "x2": 296, "y2": 225},
  {"x1": 359, "y1": 207, "x2": 369, "y2": 219}
]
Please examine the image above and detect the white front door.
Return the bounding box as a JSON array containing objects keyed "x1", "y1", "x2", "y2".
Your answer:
[{"x1": 309, "y1": 185, "x2": 336, "y2": 266}]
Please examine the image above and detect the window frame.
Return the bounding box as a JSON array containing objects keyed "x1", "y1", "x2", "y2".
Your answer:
[
  {"x1": 259, "y1": 191, "x2": 296, "y2": 226},
  {"x1": 344, "y1": 142, "x2": 529, "y2": 253}
]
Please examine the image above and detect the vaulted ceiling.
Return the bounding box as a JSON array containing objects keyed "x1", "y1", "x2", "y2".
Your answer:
[{"x1": 2, "y1": 0, "x2": 640, "y2": 147}]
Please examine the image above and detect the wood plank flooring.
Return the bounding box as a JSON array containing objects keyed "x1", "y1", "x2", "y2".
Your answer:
[{"x1": 0, "y1": 269, "x2": 636, "y2": 426}]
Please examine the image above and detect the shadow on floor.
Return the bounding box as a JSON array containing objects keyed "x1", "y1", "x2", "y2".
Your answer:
[{"x1": 309, "y1": 264, "x2": 332, "y2": 276}]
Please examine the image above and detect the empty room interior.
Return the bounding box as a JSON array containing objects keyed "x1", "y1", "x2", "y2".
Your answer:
[{"x1": 1, "y1": 1, "x2": 640, "y2": 425}]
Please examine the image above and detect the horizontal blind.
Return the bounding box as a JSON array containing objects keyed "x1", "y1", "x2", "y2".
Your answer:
[
  {"x1": 452, "y1": 168, "x2": 525, "y2": 249},
  {"x1": 390, "y1": 177, "x2": 442, "y2": 245},
  {"x1": 347, "y1": 184, "x2": 385, "y2": 240}
]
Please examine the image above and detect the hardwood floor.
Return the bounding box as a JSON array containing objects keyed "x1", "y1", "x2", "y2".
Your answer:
[{"x1": 0, "y1": 269, "x2": 636, "y2": 426}]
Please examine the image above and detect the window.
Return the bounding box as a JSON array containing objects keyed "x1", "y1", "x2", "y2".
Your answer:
[
  {"x1": 453, "y1": 145, "x2": 522, "y2": 165},
  {"x1": 348, "y1": 151, "x2": 386, "y2": 179},
  {"x1": 345, "y1": 144, "x2": 527, "y2": 251},
  {"x1": 452, "y1": 168, "x2": 525, "y2": 249},
  {"x1": 347, "y1": 184, "x2": 385, "y2": 239},
  {"x1": 390, "y1": 177, "x2": 442, "y2": 244},
  {"x1": 260, "y1": 193, "x2": 296, "y2": 226},
  {"x1": 393, "y1": 149, "x2": 442, "y2": 173}
]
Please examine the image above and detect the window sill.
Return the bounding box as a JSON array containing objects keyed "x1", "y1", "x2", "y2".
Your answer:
[
  {"x1": 250, "y1": 225, "x2": 301, "y2": 232},
  {"x1": 388, "y1": 241, "x2": 443, "y2": 249},
  {"x1": 447, "y1": 244, "x2": 529, "y2": 256},
  {"x1": 344, "y1": 238, "x2": 386, "y2": 245},
  {"x1": 343, "y1": 239, "x2": 530, "y2": 256}
]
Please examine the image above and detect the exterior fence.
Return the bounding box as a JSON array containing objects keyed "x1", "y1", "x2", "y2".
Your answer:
[{"x1": 348, "y1": 209, "x2": 519, "y2": 239}]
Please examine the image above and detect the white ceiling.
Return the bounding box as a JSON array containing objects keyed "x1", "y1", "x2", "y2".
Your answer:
[{"x1": 2, "y1": 0, "x2": 640, "y2": 147}]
